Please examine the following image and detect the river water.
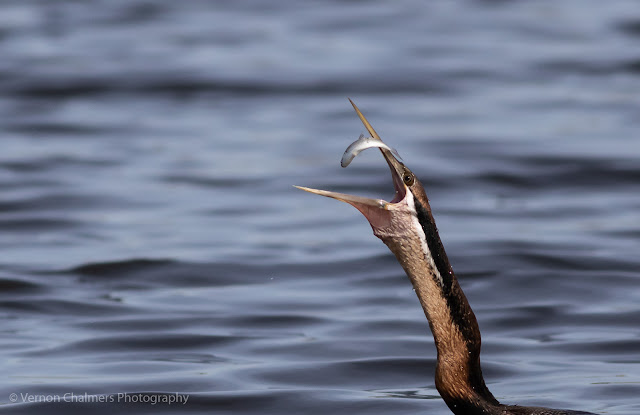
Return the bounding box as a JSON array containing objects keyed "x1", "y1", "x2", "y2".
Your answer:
[{"x1": 0, "y1": 1, "x2": 638, "y2": 414}]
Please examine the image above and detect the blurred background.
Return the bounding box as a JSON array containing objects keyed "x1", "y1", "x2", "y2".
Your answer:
[{"x1": 0, "y1": 1, "x2": 638, "y2": 414}]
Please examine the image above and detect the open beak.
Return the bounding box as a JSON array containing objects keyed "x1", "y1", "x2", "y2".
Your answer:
[{"x1": 295, "y1": 99, "x2": 408, "y2": 228}]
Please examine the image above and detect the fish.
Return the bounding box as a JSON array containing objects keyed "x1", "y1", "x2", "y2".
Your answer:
[{"x1": 340, "y1": 134, "x2": 402, "y2": 168}]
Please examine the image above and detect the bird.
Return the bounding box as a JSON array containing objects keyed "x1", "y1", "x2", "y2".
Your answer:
[{"x1": 296, "y1": 100, "x2": 596, "y2": 415}]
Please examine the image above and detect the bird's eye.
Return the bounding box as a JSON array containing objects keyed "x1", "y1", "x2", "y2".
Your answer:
[{"x1": 403, "y1": 173, "x2": 414, "y2": 186}]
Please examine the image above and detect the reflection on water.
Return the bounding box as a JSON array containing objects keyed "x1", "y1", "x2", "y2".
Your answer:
[{"x1": 0, "y1": 1, "x2": 639, "y2": 414}]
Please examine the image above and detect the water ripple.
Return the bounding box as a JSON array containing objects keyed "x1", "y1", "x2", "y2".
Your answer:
[{"x1": 0, "y1": 1, "x2": 638, "y2": 414}]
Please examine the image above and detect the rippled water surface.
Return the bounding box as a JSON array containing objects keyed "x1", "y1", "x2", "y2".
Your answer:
[{"x1": 1, "y1": 1, "x2": 639, "y2": 414}]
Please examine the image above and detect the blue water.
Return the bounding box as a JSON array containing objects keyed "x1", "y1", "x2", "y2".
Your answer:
[{"x1": 0, "y1": 1, "x2": 638, "y2": 414}]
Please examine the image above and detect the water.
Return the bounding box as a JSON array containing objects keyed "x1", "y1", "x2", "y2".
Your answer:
[{"x1": 0, "y1": 1, "x2": 638, "y2": 414}]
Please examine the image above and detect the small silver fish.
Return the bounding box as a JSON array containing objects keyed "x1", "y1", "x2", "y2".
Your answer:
[{"x1": 340, "y1": 134, "x2": 402, "y2": 168}]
